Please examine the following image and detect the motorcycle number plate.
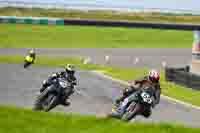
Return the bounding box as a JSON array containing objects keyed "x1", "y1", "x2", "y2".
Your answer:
[
  {"x1": 59, "y1": 81, "x2": 68, "y2": 88},
  {"x1": 141, "y1": 92, "x2": 152, "y2": 104}
]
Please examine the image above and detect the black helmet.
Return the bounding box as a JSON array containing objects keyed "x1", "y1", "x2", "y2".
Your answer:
[{"x1": 65, "y1": 64, "x2": 75, "y2": 75}]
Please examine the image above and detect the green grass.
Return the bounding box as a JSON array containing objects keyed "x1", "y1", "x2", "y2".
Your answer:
[
  {"x1": 0, "y1": 105, "x2": 199, "y2": 133},
  {"x1": 0, "y1": 23, "x2": 193, "y2": 48},
  {"x1": 1, "y1": 7, "x2": 200, "y2": 24},
  {"x1": 0, "y1": 55, "x2": 200, "y2": 107}
]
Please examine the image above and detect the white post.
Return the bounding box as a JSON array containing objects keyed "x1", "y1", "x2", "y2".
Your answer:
[
  {"x1": 83, "y1": 57, "x2": 91, "y2": 64},
  {"x1": 105, "y1": 55, "x2": 110, "y2": 64},
  {"x1": 191, "y1": 30, "x2": 200, "y2": 74}
]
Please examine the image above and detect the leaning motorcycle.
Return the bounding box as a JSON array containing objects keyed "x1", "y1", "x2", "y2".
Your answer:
[
  {"x1": 33, "y1": 78, "x2": 74, "y2": 112},
  {"x1": 23, "y1": 56, "x2": 34, "y2": 68},
  {"x1": 109, "y1": 87, "x2": 155, "y2": 121}
]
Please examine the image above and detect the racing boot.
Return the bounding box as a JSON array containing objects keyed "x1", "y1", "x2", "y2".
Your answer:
[
  {"x1": 62, "y1": 98, "x2": 71, "y2": 106},
  {"x1": 113, "y1": 95, "x2": 126, "y2": 109},
  {"x1": 113, "y1": 99, "x2": 121, "y2": 111}
]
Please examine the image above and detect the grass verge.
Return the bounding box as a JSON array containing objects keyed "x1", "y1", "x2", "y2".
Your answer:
[
  {"x1": 0, "y1": 105, "x2": 199, "y2": 133},
  {"x1": 1, "y1": 7, "x2": 200, "y2": 24},
  {"x1": 0, "y1": 55, "x2": 200, "y2": 107},
  {"x1": 0, "y1": 23, "x2": 192, "y2": 48}
]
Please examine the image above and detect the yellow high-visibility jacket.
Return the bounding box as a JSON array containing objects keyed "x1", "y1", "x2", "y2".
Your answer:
[{"x1": 25, "y1": 55, "x2": 34, "y2": 63}]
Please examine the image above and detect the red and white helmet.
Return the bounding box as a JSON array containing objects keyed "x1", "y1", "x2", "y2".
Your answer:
[{"x1": 149, "y1": 69, "x2": 160, "y2": 82}]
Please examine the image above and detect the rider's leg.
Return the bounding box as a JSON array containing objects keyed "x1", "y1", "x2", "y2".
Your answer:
[
  {"x1": 62, "y1": 88, "x2": 74, "y2": 106},
  {"x1": 114, "y1": 87, "x2": 137, "y2": 107}
]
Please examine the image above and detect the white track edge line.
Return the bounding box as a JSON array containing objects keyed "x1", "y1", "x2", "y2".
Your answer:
[{"x1": 91, "y1": 70, "x2": 200, "y2": 110}]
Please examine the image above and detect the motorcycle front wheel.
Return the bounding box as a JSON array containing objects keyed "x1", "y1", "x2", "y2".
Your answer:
[
  {"x1": 121, "y1": 102, "x2": 141, "y2": 122},
  {"x1": 33, "y1": 89, "x2": 58, "y2": 112},
  {"x1": 33, "y1": 89, "x2": 48, "y2": 111},
  {"x1": 43, "y1": 95, "x2": 58, "y2": 112}
]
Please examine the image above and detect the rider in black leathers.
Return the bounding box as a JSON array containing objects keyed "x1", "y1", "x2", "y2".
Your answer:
[{"x1": 40, "y1": 64, "x2": 77, "y2": 106}]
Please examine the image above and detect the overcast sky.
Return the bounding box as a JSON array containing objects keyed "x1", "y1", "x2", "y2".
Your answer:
[{"x1": 2, "y1": 0, "x2": 200, "y2": 12}]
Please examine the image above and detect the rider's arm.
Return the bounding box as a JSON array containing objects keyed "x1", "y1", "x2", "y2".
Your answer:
[
  {"x1": 123, "y1": 77, "x2": 147, "y2": 95},
  {"x1": 49, "y1": 73, "x2": 59, "y2": 80},
  {"x1": 122, "y1": 86, "x2": 137, "y2": 97},
  {"x1": 58, "y1": 71, "x2": 65, "y2": 75},
  {"x1": 71, "y1": 77, "x2": 77, "y2": 85},
  {"x1": 134, "y1": 76, "x2": 148, "y2": 84}
]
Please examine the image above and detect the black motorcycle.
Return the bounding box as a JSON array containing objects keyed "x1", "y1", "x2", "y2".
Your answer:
[
  {"x1": 33, "y1": 78, "x2": 75, "y2": 112},
  {"x1": 23, "y1": 61, "x2": 32, "y2": 68},
  {"x1": 109, "y1": 87, "x2": 155, "y2": 121}
]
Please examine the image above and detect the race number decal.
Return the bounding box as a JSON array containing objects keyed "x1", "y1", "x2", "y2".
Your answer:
[
  {"x1": 141, "y1": 92, "x2": 152, "y2": 104},
  {"x1": 59, "y1": 81, "x2": 68, "y2": 88}
]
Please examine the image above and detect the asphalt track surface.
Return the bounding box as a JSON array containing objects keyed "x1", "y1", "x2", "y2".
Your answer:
[
  {"x1": 0, "y1": 64, "x2": 200, "y2": 127},
  {"x1": 0, "y1": 48, "x2": 191, "y2": 69}
]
